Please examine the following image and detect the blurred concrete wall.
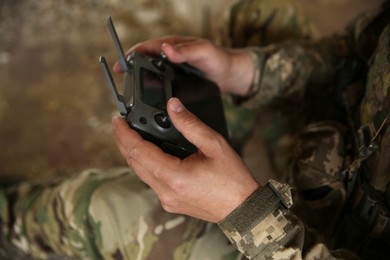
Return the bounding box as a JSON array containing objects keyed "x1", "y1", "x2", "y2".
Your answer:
[
  {"x1": 0, "y1": 0, "x2": 233, "y2": 180},
  {"x1": 0, "y1": 0, "x2": 381, "y2": 181}
]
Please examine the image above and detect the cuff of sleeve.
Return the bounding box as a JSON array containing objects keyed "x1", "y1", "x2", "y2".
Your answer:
[
  {"x1": 218, "y1": 180, "x2": 293, "y2": 258},
  {"x1": 231, "y1": 47, "x2": 265, "y2": 105}
]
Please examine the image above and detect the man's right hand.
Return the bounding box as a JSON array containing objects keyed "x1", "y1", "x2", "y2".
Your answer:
[{"x1": 112, "y1": 97, "x2": 260, "y2": 223}]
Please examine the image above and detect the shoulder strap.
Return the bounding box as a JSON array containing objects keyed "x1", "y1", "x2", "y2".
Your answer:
[{"x1": 343, "y1": 112, "x2": 390, "y2": 199}]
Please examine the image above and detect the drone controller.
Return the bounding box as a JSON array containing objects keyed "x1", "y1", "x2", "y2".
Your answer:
[{"x1": 99, "y1": 17, "x2": 228, "y2": 158}]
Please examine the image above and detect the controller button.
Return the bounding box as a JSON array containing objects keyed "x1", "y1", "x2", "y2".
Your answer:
[
  {"x1": 139, "y1": 117, "x2": 147, "y2": 125},
  {"x1": 154, "y1": 113, "x2": 171, "y2": 128},
  {"x1": 152, "y1": 59, "x2": 166, "y2": 71}
]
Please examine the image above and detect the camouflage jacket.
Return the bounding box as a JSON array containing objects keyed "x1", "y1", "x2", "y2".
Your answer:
[{"x1": 218, "y1": 4, "x2": 390, "y2": 260}]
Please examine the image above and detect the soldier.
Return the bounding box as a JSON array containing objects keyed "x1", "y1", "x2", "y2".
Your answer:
[{"x1": 0, "y1": 0, "x2": 389, "y2": 259}]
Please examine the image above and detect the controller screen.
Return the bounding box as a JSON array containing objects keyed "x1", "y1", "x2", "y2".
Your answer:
[{"x1": 141, "y1": 68, "x2": 166, "y2": 109}]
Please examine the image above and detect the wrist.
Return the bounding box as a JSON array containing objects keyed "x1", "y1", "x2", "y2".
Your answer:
[
  {"x1": 217, "y1": 181, "x2": 260, "y2": 222},
  {"x1": 218, "y1": 180, "x2": 290, "y2": 225},
  {"x1": 241, "y1": 48, "x2": 261, "y2": 97},
  {"x1": 222, "y1": 48, "x2": 257, "y2": 96},
  {"x1": 217, "y1": 179, "x2": 293, "y2": 257},
  {"x1": 227, "y1": 48, "x2": 262, "y2": 104}
]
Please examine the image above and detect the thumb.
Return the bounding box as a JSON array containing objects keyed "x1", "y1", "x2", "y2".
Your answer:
[{"x1": 167, "y1": 98, "x2": 222, "y2": 157}]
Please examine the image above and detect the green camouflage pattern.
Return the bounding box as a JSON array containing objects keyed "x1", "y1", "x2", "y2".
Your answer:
[
  {"x1": 328, "y1": 22, "x2": 390, "y2": 259},
  {"x1": 218, "y1": 180, "x2": 356, "y2": 259},
  {"x1": 237, "y1": 37, "x2": 348, "y2": 183},
  {"x1": 360, "y1": 24, "x2": 390, "y2": 192},
  {"x1": 219, "y1": 4, "x2": 389, "y2": 260},
  {"x1": 217, "y1": 0, "x2": 319, "y2": 48},
  {"x1": 0, "y1": 168, "x2": 242, "y2": 259},
  {"x1": 223, "y1": 97, "x2": 256, "y2": 152},
  {"x1": 221, "y1": 0, "x2": 328, "y2": 179},
  {"x1": 289, "y1": 122, "x2": 348, "y2": 240},
  {"x1": 221, "y1": 0, "x2": 319, "y2": 155},
  {"x1": 220, "y1": 43, "x2": 351, "y2": 259},
  {"x1": 292, "y1": 122, "x2": 346, "y2": 191}
]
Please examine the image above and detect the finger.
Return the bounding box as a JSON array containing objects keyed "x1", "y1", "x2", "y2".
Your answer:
[
  {"x1": 127, "y1": 156, "x2": 158, "y2": 188},
  {"x1": 113, "y1": 36, "x2": 198, "y2": 73},
  {"x1": 112, "y1": 40, "x2": 166, "y2": 73},
  {"x1": 126, "y1": 158, "x2": 175, "y2": 205},
  {"x1": 167, "y1": 98, "x2": 224, "y2": 157},
  {"x1": 112, "y1": 117, "x2": 180, "y2": 202},
  {"x1": 162, "y1": 41, "x2": 232, "y2": 87},
  {"x1": 132, "y1": 36, "x2": 197, "y2": 55},
  {"x1": 112, "y1": 116, "x2": 179, "y2": 175},
  {"x1": 162, "y1": 40, "x2": 216, "y2": 66},
  {"x1": 112, "y1": 116, "x2": 144, "y2": 154}
]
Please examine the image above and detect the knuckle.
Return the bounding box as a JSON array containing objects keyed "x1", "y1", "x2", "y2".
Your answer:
[
  {"x1": 165, "y1": 177, "x2": 185, "y2": 193},
  {"x1": 155, "y1": 169, "x2": 184, "y2": 194},
  {"x1": 125, "y1": 149, "x2": 136, "y2": 165},
  {"x1": 159, "y1": 194, "x2": 178, "y2": 213},
  {"x1": 125, "y1": 139, "x2": 143, "y2": 161},
  {"x1": 208, "y1": 133, "x2": 226, "y2": 153},
  {"x1": 198, "y1": 38, "x2": 213, "y2": 49},
  {"x1": 153, "y1": 165, "x2": 168, "y2": 183},
  {"x1": 161, "y1": 204, "x2": 174, "y2": 213}
]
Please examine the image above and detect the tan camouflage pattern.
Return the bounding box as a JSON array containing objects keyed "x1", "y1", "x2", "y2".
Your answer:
[
  {"x1": 220, "y1": 206, "x2": 303, "y2": 259},
  {"x1": 218, "y1": 181, "x2": 300, "y2": 259},
  {"x1": 218, "y1": 180, "x2": 351, "y2": 259},
  {"x1": 217, "y1": 0, "x2": 319, "y2": 48},
  {"x1": 0, "y1": 169, "x2": 242, "y2": 259},
  {"x1": 268, "y1": 179, "x2": 293, "y2": 208}
]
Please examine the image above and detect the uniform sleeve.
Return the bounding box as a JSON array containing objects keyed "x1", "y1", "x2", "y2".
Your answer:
[
  {"x1": 219, "y1": 37, "x2": 362, "y2": 259},
  {"x1": 217, "y1": 180, "x2": 359, "y2": 259},
  {"x1": 238, "y1": 38, "x2": 349, "y2": 110}
]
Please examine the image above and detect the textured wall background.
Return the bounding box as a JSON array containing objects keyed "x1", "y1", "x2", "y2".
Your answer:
[{"x1": 0, "y1": 0, "x2": 381, "y2": 181}]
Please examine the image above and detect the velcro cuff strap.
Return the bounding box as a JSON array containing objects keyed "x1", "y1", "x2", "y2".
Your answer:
[
  {"x1": 218, "y1": 180, "x2": 293, "y2": 257},
  {"x1": 219, "y1": 185, "x2": 281, "y2": 234}
]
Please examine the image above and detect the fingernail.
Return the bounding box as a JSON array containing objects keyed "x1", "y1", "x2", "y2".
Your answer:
[
  {"x1": 162, "y1": 42, "x2": 172, "y2": 49},
  {"x1": 169, "y1": 98, "x2": 184, "y2": 113},
  {"x1": 161, "y1": 43, "x2": 169, "y2": 53},
  {"x1": 162, "y1": 42, "x2": 179, "y2": 53},
  {"x1": 112, "y1": 115, "x2": 119, "y2": 130}
]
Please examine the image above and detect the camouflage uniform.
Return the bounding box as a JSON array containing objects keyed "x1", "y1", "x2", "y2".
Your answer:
[
  {"x1": 0, "y1": 0, "x2": 389, "y2": 259},
  {"x1": 218, "y1": 1, "x2": 390, "y2": 259},
  {"x1": 0, "y1": 169, "x2": 239, "y2": 259}
]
